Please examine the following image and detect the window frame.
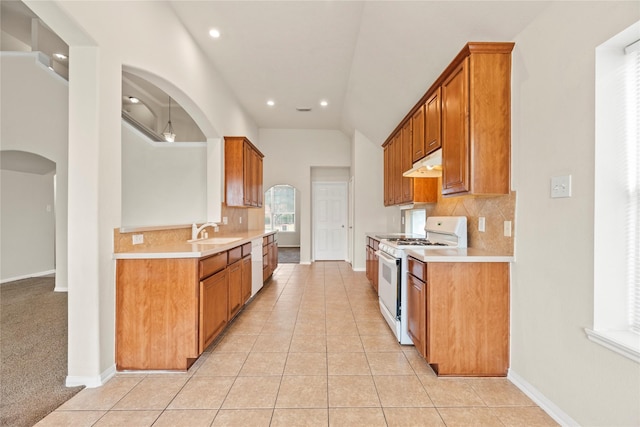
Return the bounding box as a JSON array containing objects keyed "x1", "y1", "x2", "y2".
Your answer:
[
  {"x1": 264, "y1": 184, "x2": 296, "y2": 233},
  {"x1": 589, "y1": 20, "x2": 640, "y2": 364}
]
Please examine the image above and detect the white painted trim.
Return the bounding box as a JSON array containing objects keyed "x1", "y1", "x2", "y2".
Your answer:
[
  {"x1": 585, "y1": 328, "x2": 640, "y2": 363},
  {"x1": 299, "y1": 261, "x2": 312, "y2": 265},
  {"x1": 352, "y1": 267, "x2": 365, "y2": 272},
  {"x1": 508, "y1": 369, "x2": 580, "y2": 427},
  {"x1": 0, "y1": 269, "x2": 56, "y2": 284},
  {"x1": 53, "y1": 286, "x2": 68, "y2": 293},
  {"x1": 66, "y1": 364, "x2": 116, "y2": 388}
]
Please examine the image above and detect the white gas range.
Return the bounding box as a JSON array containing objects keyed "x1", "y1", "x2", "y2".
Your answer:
[{"x1": 375, "y1": 216, "x2": 468, "y2": 344}]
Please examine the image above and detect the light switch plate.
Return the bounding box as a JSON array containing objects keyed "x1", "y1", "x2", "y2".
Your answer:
[
  {"x1": 132, "y1": 234, "x2": 144, "y2": 245},
  {"x1": 504, "y1": 221, "x2": 512, "y2": 237},
  {"x1": 551, "y1": 175, "x2": 572, "y2": 198},
  {"x1": 478, "y1": 217, "x2": 486, "y2": 232}
]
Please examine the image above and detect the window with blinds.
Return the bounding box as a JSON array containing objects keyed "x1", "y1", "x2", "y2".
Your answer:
[
  {"x1": 625, "y1": 40, "x2": 640, "y2": 334},
  {"x1": 588, "y1": 21, "x2": 640, "y2": 363}
]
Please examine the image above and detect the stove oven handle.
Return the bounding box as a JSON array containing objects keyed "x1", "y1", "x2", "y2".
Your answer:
[{"x1": 375, "y1": 250, "x2": 398, "y2": 264}]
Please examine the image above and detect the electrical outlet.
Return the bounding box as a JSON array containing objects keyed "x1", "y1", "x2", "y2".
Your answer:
[
  {"x1": 551, "y1": 175, "x2": 572, "y2": 198},
  {"x1": 222, "y1": 216, "x2": 228, "y2": 225},
  {"x1": 214, "y1": 225, "x2": 219, "y2": 233},
  {"x1": 504, "y1": 221, "x2": 512, "y2": 237},
  {"x1": 478, "y1": 217, "x2": 486, "y2": 232},
  {"x1": 132, "y1": 234, "x2": 144, "y2": 245}
]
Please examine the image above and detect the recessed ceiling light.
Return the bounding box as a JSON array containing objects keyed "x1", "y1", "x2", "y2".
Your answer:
[
  {"x1": 53, "y1": 53, "x2": 67, "y2": 60},
  {"x1": 209, "y1": 28, "x2": 221, "y2": 38},
  {"x1": 128, "y1": 96, "x2": 140, "y2": 104},
  {"x1": 267, "y1": 100, "x2": 275, "y2": 107},
  {"x1": 320, "y1": 100, "x2": 328, "y2": 107}
]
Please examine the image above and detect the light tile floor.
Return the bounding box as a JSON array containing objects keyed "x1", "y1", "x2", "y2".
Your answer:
[{"x1": 37, "y1": 262, "x2": 558, "y2": 427}]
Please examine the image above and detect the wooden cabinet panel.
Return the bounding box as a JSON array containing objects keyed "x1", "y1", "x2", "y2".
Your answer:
[
  {"x1": 401, "y1": 121, "x2": 414, "y2": 203},
  {"x1": 407, "y1": 272, "x2": 426, "y2": 357},
  {"x1": 241, "y1": 255, "x2": 252, "y2": 304},
  {"x1": 225, "y1": 136, "x2": 264, "y2": 207},
  {"x1": 383, "y1": 145, "x2": 392, "y2": 206},
  {"x1": 199, "y1": 252, "x2": 226, "y2": 279},
  {"x1": 442, "y1": 59, "x2": 469, "y2": 195},
  {"x1": 392, "y1": 133, "x2": 403, "y2": 205},
  {"x1": 427, "y1": 262, "x2": 509, "y2": 376},
  {"x1": 199, "y1": 268, "x2": 228, "y2": 353},
  {"x1": 116, "y1": 258, "x2": 200, "y2": 371},
  {"x1": 262, "y1": 234, "x2": 277, "y2": 282},
  {"x1": 412, "y1": 105, "x2": 426, "y2": 162},
  {"x1": 227, "y1": 246, "x2": 242, "y2": 265},
  {"x1": 424, "y1": 88, "x2": 442, "y2": 156},
  {"x1": 365, "y1": 238, "x2": 380, "y2": 293},
  {"x1": 227, "y1": 260, "x2": 242, "y2": 320}
]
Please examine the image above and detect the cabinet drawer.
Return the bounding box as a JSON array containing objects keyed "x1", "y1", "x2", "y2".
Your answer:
[
  {"x1": 241, "y1": 242, "x2": 252, "y2": 257},
  {"x1": 263, "y1": 245, "x2": 268, "y2": 256},
  {"x1": 263, "y1": 236, "x2": 269, "y2": 246},
  {"x1": 199, "y1": 252, "x2": 227, "y2": 280},
  {"x1": 227, "y1": 246, "x2": 242, "y2": 265},
  {"x1": 267, "y1": 234, "x2": 274, "y2": 244},
  {"x1": 407, "y1": 257, "x2": 426, "y2": 281},
  {"x1": 372, "y1": 239, "x2": 379, "y2": 251}
]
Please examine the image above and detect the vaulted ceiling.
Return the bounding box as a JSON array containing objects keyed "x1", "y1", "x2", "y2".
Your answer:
[{"x1": 3, "y1": 0, "x2": 551, "y2": 145}]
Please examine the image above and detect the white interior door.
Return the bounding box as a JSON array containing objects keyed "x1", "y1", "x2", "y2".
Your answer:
[{"x1": 313, "y1": 182, "x2": 347, "y2": 261}]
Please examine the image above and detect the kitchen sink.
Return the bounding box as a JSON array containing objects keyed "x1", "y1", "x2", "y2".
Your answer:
[{"x1": 188, "y1": 237, "x2": 243, "y2": 245}]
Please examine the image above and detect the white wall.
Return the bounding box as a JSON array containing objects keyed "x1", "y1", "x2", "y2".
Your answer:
[
  {"x1": 259, "y1": 129, "x2": 351, "y2": 264},
  {"x1": 0, "y1": 53, "x2": 68, "y2": 291},
  {"x1": 24, "y1": 0, "x2": 258, "y2": 387},
  {"x1": 121, "y1": 123, "x2": 206, "y2": 228},
  {"x1": 0, "y1": 169, "x2": 55, "y2": 281},
  {"x1": 351, "y1": 130, "x2": 388, "y2": 270},
  {"x1": 510, "y1": 2, "x2": 640, "y2": 425}
]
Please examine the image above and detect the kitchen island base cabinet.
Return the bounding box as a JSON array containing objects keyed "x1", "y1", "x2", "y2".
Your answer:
[
  {"x1": 116, "y1": 258, "x2": 200, "y2": 371},
  {"x1": 407, "y1": 258, "x2": 510, "y2": 376}
]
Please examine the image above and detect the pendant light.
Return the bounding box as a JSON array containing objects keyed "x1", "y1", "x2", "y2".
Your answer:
[{"x1": 162, "y1": 96, "x2": 176, "y2": 142}]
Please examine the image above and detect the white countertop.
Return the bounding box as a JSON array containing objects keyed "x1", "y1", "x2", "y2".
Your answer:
[
  {"x1": 114, "y1": 230, "x2": 276, "y2": 260},
  {"x1": 405, "y1": 247, "x2": 514, "y2": 263}
]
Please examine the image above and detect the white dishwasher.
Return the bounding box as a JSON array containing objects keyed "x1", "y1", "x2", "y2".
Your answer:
[{"x1": 250, "y1": 238, "x2": 263, "y2": 296}]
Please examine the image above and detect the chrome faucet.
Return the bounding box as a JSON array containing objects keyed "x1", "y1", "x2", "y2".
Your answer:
[{"x1": 191, "y1": 222, "x2": 217, "y2": 241}]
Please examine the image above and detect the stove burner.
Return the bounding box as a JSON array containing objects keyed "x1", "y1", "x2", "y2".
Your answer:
[{"x1": 395, "y1": 239, "x2": 448, "y2": 246}]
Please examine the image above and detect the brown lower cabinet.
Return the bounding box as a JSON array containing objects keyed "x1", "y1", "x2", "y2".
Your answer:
[
  {"x1": 116, "y1": 239, "x2": 267, "y2": 371},
  {"x1": 365, "y1": 237, "x2": 380, "y2": 292},
  {"x1": 407, "y1": 257, "x2": 510, "y2": 376}
]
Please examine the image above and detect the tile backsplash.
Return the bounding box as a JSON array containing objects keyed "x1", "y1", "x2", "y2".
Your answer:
[{"x1": 422, "y1": 189, "x2": 516, "y2": 255}]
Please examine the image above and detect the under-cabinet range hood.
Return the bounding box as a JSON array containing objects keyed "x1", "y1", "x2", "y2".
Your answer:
[{"x1": 402, "y1": 148, "x2": 442, "y2": 178}]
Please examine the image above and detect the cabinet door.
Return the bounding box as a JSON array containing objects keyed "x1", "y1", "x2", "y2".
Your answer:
[
  {"x1": 383, "y1": 145, "x2": 392, "y2": 206},
  {"x1": 269, "y1": 242, "x2": 278, "y2": 273},
  {"x1": 243, "y1": 143, "x2": 254, "y2": 206},
  {"x1": 228, "y1": 260, "x2": 242, "y2": 320},
  {"x1": 407, "y1": 273, "x2": 426, "y2": 358},
  {"x1": 401, "y1": 121, "x2": 414, "y2": 203},
  {"x1": 372, "y1": 251, "x2": 379, "y2": 293},
  {"x1": 392, "y1": 134, "x2": 403, "y2": 204},
  {"x1": 412, "y1": 105, "x2": 426, "y2": 162},
  {"x1": 425, "y1": 88, "x2": 442, "y2": 156},
  {"x1": 257, "y1": 154, "x2": 263, "y2": 207},
  {"x1": 241, "y1": 255, "x2": 252, "y2": 303},
  {"x1": 199, "y1": 269, "x2": 228, "y2": 353},
  {"x1": 442, "y1": 59, "x2": 470, "y2": 195}
]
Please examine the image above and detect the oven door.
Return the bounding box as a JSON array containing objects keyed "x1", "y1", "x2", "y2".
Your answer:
[{"x1": 376, "y1": 250, "x2": 400, "y2": 321}]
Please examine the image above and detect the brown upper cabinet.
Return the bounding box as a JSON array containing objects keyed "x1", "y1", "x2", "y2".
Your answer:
[
  {"x1": 383, "y1": 128, "x2": 438, "y2": 206},
  {"x1": 424, "y1": 87, "x2": 442, "y2": 158},
  {"x1": 383, "y1": 42, "x2": 514, "y2": 198},
  {"x1": 411, "y1": 105, "x2": 426, "y2": 163},
  {"x1": 224, "y1": 136, "x2": 264, "y2": 207}
]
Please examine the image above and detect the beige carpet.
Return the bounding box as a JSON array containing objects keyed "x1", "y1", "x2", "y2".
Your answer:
[{"x1": 0, "y1": 276, "x2": 83, "y2": 427}]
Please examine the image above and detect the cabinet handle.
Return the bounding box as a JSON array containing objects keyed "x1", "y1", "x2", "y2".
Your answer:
[{"x1": 429, "y1": 141, "x2": 437, "y2": 146}]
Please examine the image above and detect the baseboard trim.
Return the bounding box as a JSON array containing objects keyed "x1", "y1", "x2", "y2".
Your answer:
[
  {"x1": 66, "y1": 364, "x2": 116, "y2": 389},
  {"x1": 1, "y1": 269, "x2": 56, "y2": 284},
  {"x1": 299, "y1": 261, "x2": 312, "y2": 265},
  {"x1": 508, "y1": 369, "x2": 580, "y2": 426},
  {"x1": 352, "y1": 267, "x2": 365, "y2": 272}
]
